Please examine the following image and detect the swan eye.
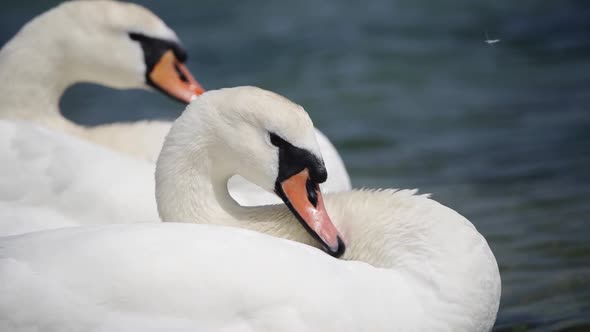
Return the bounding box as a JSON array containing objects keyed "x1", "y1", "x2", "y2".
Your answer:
[
  {"x1": 128, "y1": 32, "x2": 188, "y2": 70},
  {"x1": 269, "y1": 132, "x2": 287, "y2": 148}
]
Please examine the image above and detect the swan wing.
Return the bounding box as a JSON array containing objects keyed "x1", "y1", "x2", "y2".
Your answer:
[
  {"x1": 0, "y1": 120, "x2": 159, "y2": 236},
  {"x1": 0, "y1": 223, "x2": 420, "y2": 332}
]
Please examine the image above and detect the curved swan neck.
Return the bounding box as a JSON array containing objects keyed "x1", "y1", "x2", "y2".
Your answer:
[
  {"x1": 0, "y1": 10, "x2": 77, "y2": 121},
  {"x1": 156, "y1": 108, "x2": 318, "y2": 247},
  {"x1": 0, "y1": 45, "x2": 69, "y2": 121}
]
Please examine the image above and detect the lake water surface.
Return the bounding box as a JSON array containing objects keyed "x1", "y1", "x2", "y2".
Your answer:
[{"x1": 1, "y1": 1, "x2": 589, "y2": 330}]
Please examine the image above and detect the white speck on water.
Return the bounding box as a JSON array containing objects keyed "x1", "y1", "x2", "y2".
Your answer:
[{"x1": 485, "y1": 31, "x2": 500, "y2": 45}]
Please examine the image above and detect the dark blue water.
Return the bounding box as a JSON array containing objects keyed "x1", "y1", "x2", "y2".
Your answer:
[{"x1": 2, "y1": 1, "x2": 590, "y2": 330}]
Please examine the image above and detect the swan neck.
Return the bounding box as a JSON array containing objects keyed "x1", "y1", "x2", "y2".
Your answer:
[
  {"x1": 0, "y1": 17, "x2": 74, "y2": 121},
  {"x1": 155, "y1": 111, "x2": 319, "y2": 248}
]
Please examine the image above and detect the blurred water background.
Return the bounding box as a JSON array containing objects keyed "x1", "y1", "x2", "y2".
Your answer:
[{"x1": 1, "y1": 1, "x2": 589, "y2": 330}]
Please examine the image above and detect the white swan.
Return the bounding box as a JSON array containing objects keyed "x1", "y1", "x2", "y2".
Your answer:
[
  {"x1": 0, "y1": 1, "x2": 351, "y2": 202},
  {"x1": 0, "y1": 0, "x2": 205, "y2": 161},
  {"x1": 0, "y1": 86, "x2": 500, "y2": 330},
  {"x1": 156, "y1": 86, "x2": 500, "y2": 328}
]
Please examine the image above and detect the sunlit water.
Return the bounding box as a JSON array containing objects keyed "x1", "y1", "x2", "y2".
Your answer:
[{"x1": 1, "y1": 1, "x2": 589, "y2": 330}]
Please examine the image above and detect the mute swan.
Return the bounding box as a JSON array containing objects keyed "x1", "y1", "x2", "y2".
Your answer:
[
  {"x1": 0, "y1": 87, "x2": 500, "y2": 330},
  {"x1": 0, "y1": 222, "x2": 496, "y2": 331},
  {"x1": 155, "y1": 87, "x2": 500, "y2": 325},
  {"x1": 0, "y1": 0, "x2": 203, "y2": 161},
  {"x1": 0, "y1": 0, "x2": 351, "y2": 203}
]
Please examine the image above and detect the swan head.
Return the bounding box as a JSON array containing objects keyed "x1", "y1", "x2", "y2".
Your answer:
[
  {"x1": 31, "y1": 0, "x2": 204, "y2": 102},
  {"x1": 161, "y1": 86, "x2": 345, "y2": 257}
]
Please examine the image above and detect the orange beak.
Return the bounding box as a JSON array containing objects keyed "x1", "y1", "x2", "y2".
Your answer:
[
  {"x1": 149, "y1": 50, "x2": 205, "y2": 103},
  {"x1": 276, "y1": 168, "x2": 345, "y2": 257}
]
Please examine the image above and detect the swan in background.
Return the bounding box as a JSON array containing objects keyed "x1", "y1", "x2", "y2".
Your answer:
[
  {"x1": 0, "y1": 0, "x2": 351, "y2": 204},
  {"x1": 0, "y1": 86, "x2": 500, "y2": 331},
  {"x1": 0, "y1": 0, "x2": 204, "y2": 162}
]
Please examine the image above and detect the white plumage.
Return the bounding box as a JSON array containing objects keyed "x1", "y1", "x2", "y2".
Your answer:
[
  {"x1": 0, "y1": 120, "x2": 158, "y2": 236},
  {"x1": 0, "y1": 87, "x2": 500, "y2": 331}
]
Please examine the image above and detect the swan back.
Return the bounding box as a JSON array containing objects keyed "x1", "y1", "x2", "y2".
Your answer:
[
  {"x1": 324, "y1": 189, "x2": 501, "y2": 331},
  {"x1": 0, "y1": 120, "x2": 159, "y2": 236},
  {"x1": 0, "y1": 223, "x2": 453, "y2": 331}
]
